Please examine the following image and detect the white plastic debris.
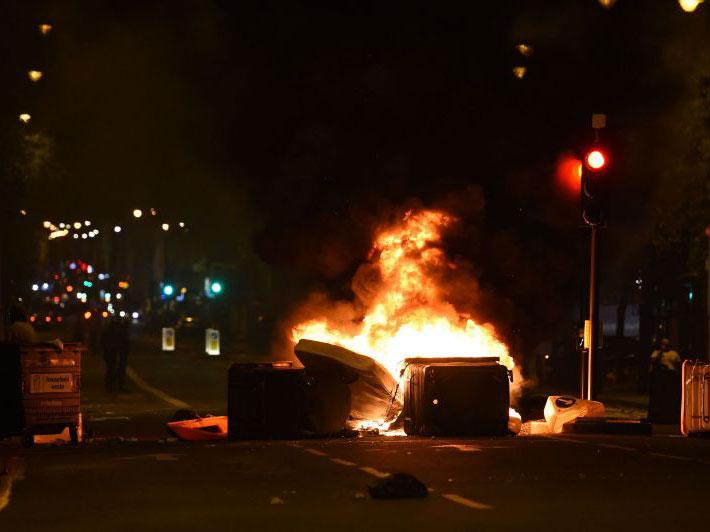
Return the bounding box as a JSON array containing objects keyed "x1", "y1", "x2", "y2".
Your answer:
[
  {"x1": 508, "y1": 408, "x2": 522, "y2": 434},
  {"x1": 543, "y1": 396, "x2": 605, "y2": 433}
]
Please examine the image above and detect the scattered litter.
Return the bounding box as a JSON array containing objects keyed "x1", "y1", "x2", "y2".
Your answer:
[
  {"x1": 167, "y1": 411, "x2": 228, "y2": 441},
  {"x1": 368, "y1": 472, "x2": 428, "y2": 499},
  {"x1": 508, "y1": 409, "x2": 522, "y2": 434},
  {"x1": 544, "y1": 396, "x2": 605, "y2": 434},
  {"x1": 522, "y1": 420, "x2": 551, "y2": 435},
  {"x1": 270, "y1": 496, "x2": 284, "y2": 505}
]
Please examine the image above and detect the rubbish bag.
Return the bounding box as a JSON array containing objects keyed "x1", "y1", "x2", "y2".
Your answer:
[
  {"x1": 543, "y1": 396, "x2": 605, "y2": 433},
  {"x1": 368, "y1": 473, "x2": 428, "y2": 499}
]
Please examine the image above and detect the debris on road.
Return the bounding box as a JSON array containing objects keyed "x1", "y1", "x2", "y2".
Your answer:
[
  {"x1": 167, "y1": 410, "x2": 228, "y2": 441},
  {"x1": 368, "y1": 472, "x2": 428, "y2": 499},
  {"x1": 295, "y1": 340, "x2": 401, "y2": 430},
  {"x1": 544, "y1": 396, "x2": 605, "y2": 433}
]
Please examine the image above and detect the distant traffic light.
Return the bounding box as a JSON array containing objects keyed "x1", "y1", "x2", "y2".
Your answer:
[
  {"x1": 204, "y1": 277, "x2": 224, "y2": 298},
  {"x1": 163, "y1": 284, "x2": 174, "y2": 297},
  {"x1": 581, "y1": 147, "x2": 610, "y2": 226}
]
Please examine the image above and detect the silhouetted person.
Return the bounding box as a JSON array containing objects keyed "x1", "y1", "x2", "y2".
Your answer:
[
  {"x1": 101, "y1": 317, "x2": 131, "y2": 392},
  {"x1": 648, "y1": 338, "x2": 682, "y2": 424},
  {"x1": 7, "y1": 305, "x2": 38, "y2": 344}
]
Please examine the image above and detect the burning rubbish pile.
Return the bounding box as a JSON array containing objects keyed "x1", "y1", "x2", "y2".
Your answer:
[
  {"x1": 287, "y1": 208, "x2": 520, "y2": 436},
  {"x1": 174, "y1": 209, "x2": 522, "y2": 441}
]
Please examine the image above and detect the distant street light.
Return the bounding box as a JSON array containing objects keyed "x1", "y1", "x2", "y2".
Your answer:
[
  {"x1": 161, "y1": 223, "x2": 170, "y2": 231},
  {"x1": 150, "y1": 208, "x2": 157, "y2": 216},
  {"x1": 27, "y1": 70, "x2": 43, "y2": 82},
  {"x1": 512, "y1": 66, "x2": 527, "y2": 79},
  {"x1": 178, "y1": 222, "x2": 185, "y2": 228},
  {"x1": 515, "y1": 44, "x2": 533, "y2": 57},
  {"x1": 679, "y1": 0, "x2": 704, "y2": 12},
  {"x1": 598, "y1": 0, "x2": 617, "y2": 8},
  {"x1": 113, "y1": 225, "x2": 122, "y2": 233},
  {"x1": 133, "y1": 209, "x2": 143, "y2": 218},
  {"x1": 39, "y1": 23, "x2": 53, "y2": 35},
  {"x1": 73, "y1": 222, "x2": 81, "y2": 229},
  {"x1": 19, "y1": 113, "x2": 31, "y2": 123}
]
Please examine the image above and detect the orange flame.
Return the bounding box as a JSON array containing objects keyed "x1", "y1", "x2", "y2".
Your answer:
[{"x1": 291, "y1": 209, "x2": 515, "y2": 381}]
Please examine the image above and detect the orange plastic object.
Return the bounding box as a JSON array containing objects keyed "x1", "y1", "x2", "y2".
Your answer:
[{"x1": 167, "y1": 415, "x2": 228, "y2": 441}]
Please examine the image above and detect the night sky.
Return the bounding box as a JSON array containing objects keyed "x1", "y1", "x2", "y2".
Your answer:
[{"x1": 2, "y1": 1, "x2": 708, "y2": 351}]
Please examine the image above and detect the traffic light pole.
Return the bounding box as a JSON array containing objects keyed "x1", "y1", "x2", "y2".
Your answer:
[{"x1": 586, "y1": 225, "x2": 599, "y2": 400}]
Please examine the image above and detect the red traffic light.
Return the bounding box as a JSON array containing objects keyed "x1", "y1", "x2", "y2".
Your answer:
[{"x1": 585, "y1": 149, "x2": 607, "y2": 170}]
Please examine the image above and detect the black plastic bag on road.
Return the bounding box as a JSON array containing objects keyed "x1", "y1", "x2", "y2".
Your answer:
[{"x1": 368, "y1": 473, "x2": 428, "y2": 499}]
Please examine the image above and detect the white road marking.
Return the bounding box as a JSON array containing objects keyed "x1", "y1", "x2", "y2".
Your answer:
[
  {"x1": 330, "y1": 458, "x2": 357, "y2": 466},
  {"x1": 117, "y1": 453, "x2": 184, "y2": 462},
  {"x1": 125, "y1": 366, "x2": 190, "y2": 409},
  {"x1": 442, "y1": 493, "x2": 492, "y2": 510},
  {"x1": 433, "y1": 444, "x2": 481, "y2": 452},
  {"x1": 304, "y1": 448, "x2": 328, "y2": 457},
  {"x1": 91, "y1": 416, "x2": 131, "y2": 422},
  {"x1": 649, "y1": 452, "x2": 694, "y2": 462},
  {"x1": 544, "y1": 436, "x2": 589, "y2": 445},
  {"x1": 546, "y1": 435, "x2": 710, "y2": 465},
  {"x1": 359, "y1": 466, "x2": 389, "y2": 478},
  {"x1": 596, "y1": 443, "x2": 637, "y2": 451},
  {"x1": 0, "y1": 458, "x2": 25, "y2": 513}
]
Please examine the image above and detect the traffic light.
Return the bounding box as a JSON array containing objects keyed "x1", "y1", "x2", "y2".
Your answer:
[
  {"x1": 580, "y1": 147, "x2": 610, "y2": 226},
  {"x1": 204, "y1": 277, "x2": 223, "y2": 298},
  {"x1": 163, "y1": 284, "x2": 174, "y2": 297}
]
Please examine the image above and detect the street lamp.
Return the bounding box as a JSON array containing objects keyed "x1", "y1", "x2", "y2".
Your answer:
[
  {"x1": 679, "y1": 0, "x2": 704, "y2": 12},
  {"x1": 113, "y1": 225, "x2": 122, "y2": 233},
  {"x1": 38, "y1": 23, "x2": 53, "y2": 35},
  {"x1": 161, "y1": 223, "x2": 169, "y2": 231},
  {"x1": 512, "y1": 66, "x2": 527, "y2": 79},
  {"x1": 27, "y1": 70, "x2": 43, "y2": 82},
  {"x1": 133, "y1": 209, "x2": 143, "y2": 218},
  {"x1": 19, "y1": 113, "x2": 31, "y2": 124}
]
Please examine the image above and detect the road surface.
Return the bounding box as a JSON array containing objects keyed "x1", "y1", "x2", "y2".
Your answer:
[{"x1": 1, "y1": 336, "x2": 707, "y2": 531}]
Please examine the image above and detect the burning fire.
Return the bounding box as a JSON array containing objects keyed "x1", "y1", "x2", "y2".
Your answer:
[{"x1": 291, "y1": 209, "x2": 515, "y2": 381}]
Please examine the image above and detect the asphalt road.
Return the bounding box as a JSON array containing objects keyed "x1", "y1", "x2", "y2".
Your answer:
[{"x1": 1, "y1": 337, "x2": 708, "y2": 531}]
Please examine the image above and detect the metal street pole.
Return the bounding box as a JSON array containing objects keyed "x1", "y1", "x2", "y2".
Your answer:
[
  {"x1": 705, "y1": 225, "x2": 710, "y2": 361},
  {"x1": 587, "y1": 225, "x2": 599, "y2": 400}
]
